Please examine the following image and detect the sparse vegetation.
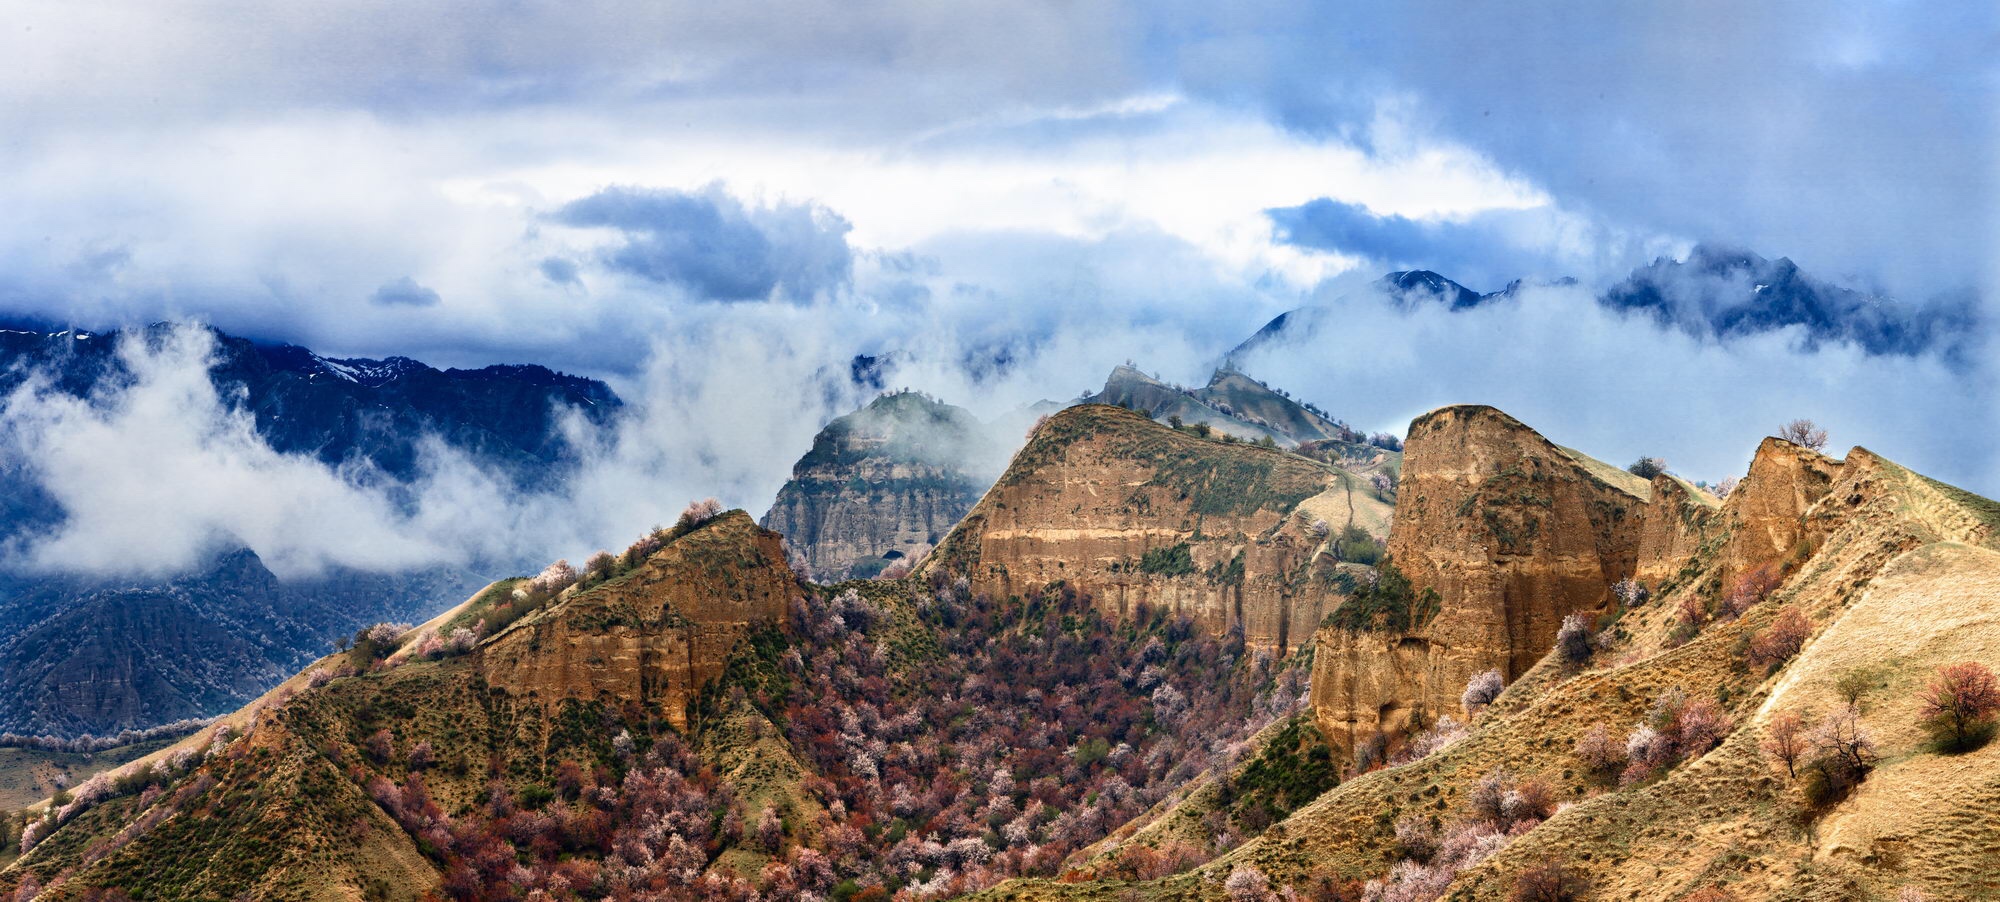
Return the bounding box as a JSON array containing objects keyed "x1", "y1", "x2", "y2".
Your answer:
[
  {"x1": 1322, "y1": 559, "x2": 1441, "y2": 632},
  {"x1": 1777, "y1": 419, "x2": 1829, "y2": 451},
  {"x1": 1918, "y1": 661, "x2": 1998, "y2": 752},
  {"x1": 1747, "y1": 606, "x2": 1810, "y2": 670},
  {"x1": 1138, "y1": 542, "x2": 1197, "y2": 577},
  {"x1": 1461, "y1": 669, "x2": 1504, "y2": 716},
  {"x1": 1626, "y1": 457, "x2": 1667, "y2": 479}
]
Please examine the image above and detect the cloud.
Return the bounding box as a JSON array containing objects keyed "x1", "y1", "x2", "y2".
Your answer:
[
  {"x1": 1181, "y1": 0, "x2": 1992, "y2": 301},
  {"x1": 0, "y1": 327, "x2": 448, "y2": 577},
  {"x1": 552, "y1": 185, "x2": 854, "y2": 302},
  {"x1": 1230, "y1": 276, "x2": 1996, "y2": 492},
  {"x1": 369, "y1": 276, "x2": 441, "y2": 307},
  {"x1": 1267, "y1": 202, "x2": 1981, "y2": 359},
  {"x1": 538, "y1": 257, "x2": 581, "y2": 286}
]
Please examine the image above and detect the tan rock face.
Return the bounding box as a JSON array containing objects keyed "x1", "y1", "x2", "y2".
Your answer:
[
  {"x1": 1634, "y1": 475, "x2": 1724, "y2": 585},
  {"x1": 923, "y1": 405, "x2": 1387, "y2": 650},
  {"x1": 480, "y1": 512, "x2": 798, "y2": 729},
  {"x1": 1717, "y1": 437, "x2": 1842, "y2": 580},
  {"x1": 1312, "y1": 405, "x2": 1653, "y2": 744}
]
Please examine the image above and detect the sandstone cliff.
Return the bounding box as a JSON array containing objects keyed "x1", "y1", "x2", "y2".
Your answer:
[
  {"x1": 482, "y1": 511, "x2": 799, "y2": 729},
  {"x1": 763, "y1": 391, "x2": 1001, "y2": 582},
  {"x1": 1310, "y1": 405, "x2": 1655, "y2": 743},
  {"x1": 921, "y1": 404, "x2": 1390, "y2": 649}
]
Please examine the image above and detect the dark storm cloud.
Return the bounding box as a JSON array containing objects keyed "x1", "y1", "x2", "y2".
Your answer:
[
  {"x1": 369, "y1": 276, "x2": 442, "y2": 307},
  {"x1": 1173, "y1": 0, "x2": 1993, "y2": 301},
  {"x1": 553, "y1": 186, "x2": 853, "y2": 302}
]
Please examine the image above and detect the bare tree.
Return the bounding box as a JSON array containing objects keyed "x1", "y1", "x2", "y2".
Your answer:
[
  {"x1": 1777, "y1": 419, "x2": 1829, "y2": 451},
  {"x1": 1761, "y1": 710, "x2": 1806, "y2": 778}
]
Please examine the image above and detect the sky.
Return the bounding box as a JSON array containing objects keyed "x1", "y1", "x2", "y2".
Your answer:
[{"x1": 0, "y1": 1, "x2": 1993, "y2": 576}]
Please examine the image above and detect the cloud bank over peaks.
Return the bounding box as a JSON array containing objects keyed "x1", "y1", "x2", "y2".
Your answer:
[
  {"x1": 551, "y1": 184, "x2": 855, "y2": 302},
  {"x1": 1227, "y1": 274, "x2": 1994, "y2": 492}
]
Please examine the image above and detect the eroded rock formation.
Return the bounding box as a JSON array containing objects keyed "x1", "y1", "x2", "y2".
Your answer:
[
  {"x1": 1311, "y1": 405, "x2": 1653, "y2": 743},
  {"x1": 481, "y1": 512, "x2": 799, "y2": 729},
  {"x1": 763, "y1": 391, "x2": 1000, "y2": 582},
  {"x1": 922, "y1": 405, "x2": 1391, "y2": 649}
]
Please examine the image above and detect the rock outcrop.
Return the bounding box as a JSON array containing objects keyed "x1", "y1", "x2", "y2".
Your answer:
[
  {"x1": 1311, "y1": 405, "x2": 1653, "y2": 743},
  {"x1": 1633, "y1": 474, "x2": 1724, "y2": 585},
  {"x1": 481, "y1": 512, "x2": 799, "y2": 729},
  {"x1": 763, "y1": 391, "x2": 1001, "y2": 582},
  {"x1": 1716, "y1": 436, "x2": 1843, "y2": 579},
  {"x1": 922, "y1": 405, "x2": 1391, "y2": 649},
  {"x1": 1082, "y1": 364, "x2": 1359, "y2": 445}
]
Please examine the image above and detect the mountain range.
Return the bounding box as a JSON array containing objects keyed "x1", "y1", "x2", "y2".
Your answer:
[
  {"x1": 1, "y1": 251, "x2": 1993, "y2": 900},
  {"x1": 1230, "y1": 246, "x2": 1975, "y2": 364},
  {"x1": 7, "y1": 389, "x2": 1996, "y2": 900},
  {"x1": 0, "y1": 324, "x2": 621, "y2": 736}
]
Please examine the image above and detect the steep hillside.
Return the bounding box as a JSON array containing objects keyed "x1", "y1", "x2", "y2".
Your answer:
[
  {"x1": 921, "y1": 405, "x2": 1392, "y2": 650},
  {"x1": 763, "y1": 391, "x2": 1002, "y2": 581},
  {"x1": 480, "y1": 512, "x2": 799, "y2": 730},
  {"x1": 0, "y1": 510, "x2": 1301, "y2": 900},
  {"x1": 978, "y1": 411, "x2": 2000, "y2": 902},
  {"x1": 0, "y1": 551, "x2": 476, "y2": 736}
]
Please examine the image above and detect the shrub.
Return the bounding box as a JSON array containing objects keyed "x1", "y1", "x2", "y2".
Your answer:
[
  {"x1": 1138, "y1": 543, "x2": 1196, "y2": 577},
  {"x1": 1573, "y1": 723, "x2": 1624, "y2": 776},
  {"x1": 1225, "y1": 864, "x2": 1275, "y2": 902},
  {"x1": 1510, "y1": 859, "x2": 1586, "y2": 902},
  {"x1": 677, "y1": 497, "x2": 724, "y2": 530},
  {"x1": 1323, "y1": 559, "x2": 1441, "y2": 632},
  {"x1": 1392, "y1": 814, "x2": 1439, "y2": 863},
  {"x1": 1721, "y1": 565, "x2": 1782, "y2": 619},
  {"x1": 1626, "y1": 457, "x2": 1667, "y2": 480},
  {"x1": 1462, "y1": 669, "x2": 1504, "y2": 715},
  {"x1": 1802, "y1": 704, "x2": 1875, "y2": 807},
  {"x1": 1610, "y1": 578, "x2": 1649, "y2": 607},
  {"x1": 585, "y1": 550, "x2": 617, "y2": 581},
  {"x1": 1919, "y1": 661, "x2": 1999, "y2": 752},
  {"x1": 1554, "y1": 613, "x2": 1593, "y2": 664},
  {"x1": 1675, "y1": 593, "x2": 1708, "y2": 631},
  {"x1": 1675, "y1": 697, "x2": 1732, "y2": 757},
  {"x1": 1332, "y1": 524, "x2": 1385, "y2": 566},
  {"x1": 1711, "y1": 476, "x2": 1739, "y2": 498},
  {"x1": 1748, "y1": 606, "x2": 1810, "y2": 669},
  {"x1": 364, "y1": 729, "x2": 394, "y2": 765}
]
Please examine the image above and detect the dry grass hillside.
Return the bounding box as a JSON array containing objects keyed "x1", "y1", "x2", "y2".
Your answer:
[{"x1": 979, "y1": 420, "x2": 2000, "y2": 902}]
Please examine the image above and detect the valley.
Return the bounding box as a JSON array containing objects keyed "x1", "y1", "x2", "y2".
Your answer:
[{"x1": 4, "y1": 379, "x2": 1995, "y2": 900}]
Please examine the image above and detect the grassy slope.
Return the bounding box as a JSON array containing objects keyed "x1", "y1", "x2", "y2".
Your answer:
[{"x1": 981, "y1": 443, "x2": 2000, "y2": 901}]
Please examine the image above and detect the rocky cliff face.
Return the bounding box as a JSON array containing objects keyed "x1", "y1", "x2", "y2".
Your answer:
[
  {"x1": 1082, "y1": 364, "x2": 1363, "y2": 445},
  {"x1": 922, "y1": 405, "x2": 1391, "y2": 649},
  {"x1": 1632, "y1": 474, "x2": 1723, "y2": 584},
  {"x1": 762, "y1": 391, "x2": 1000, "y2": 582},
  {"x1": 1716, "y1": 436, "x2": 1842, "y2": 579},
  {"x1": 1311, "y1": 405, "x2": 1654, "y2": 743},
  {"x1": 481, "y1": 512, "x2": 799, "y2": 729}
]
